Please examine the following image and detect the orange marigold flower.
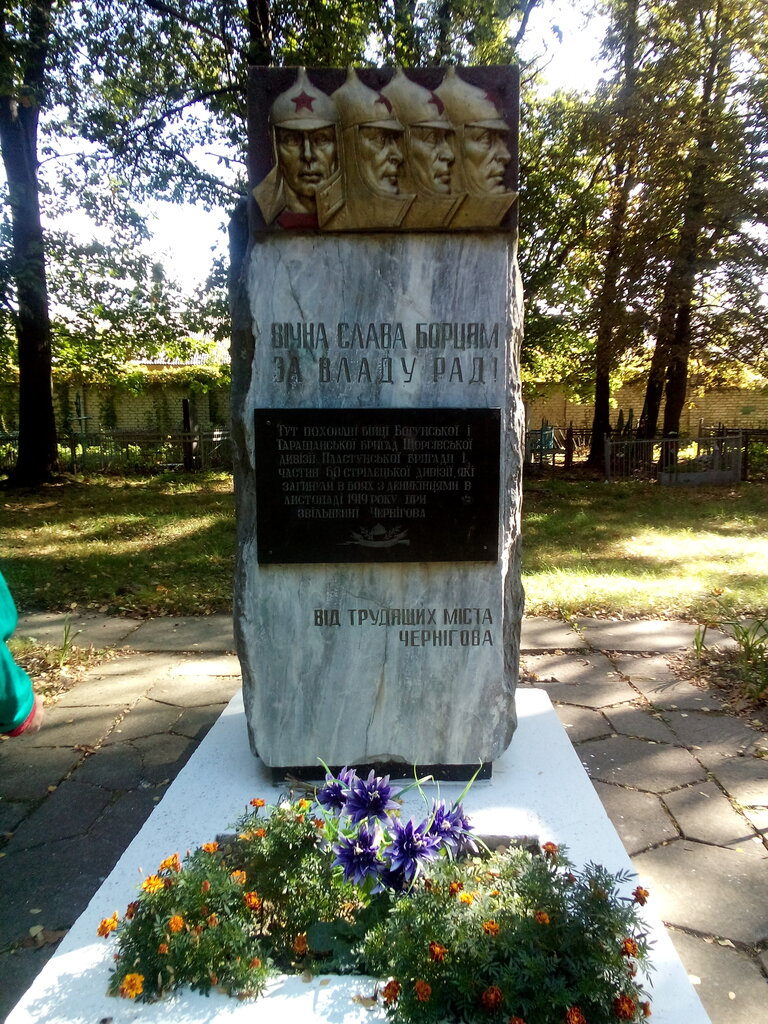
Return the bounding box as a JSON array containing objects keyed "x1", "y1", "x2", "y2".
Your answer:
[
  {"x1": 414, "y1": 980, "x2": 432, "y2": 1003},
  {"x1": 312, "y1": 818, "x2": 325, "y2": 829},
  {"x1": 423, "y1": 878, "x2": 433, "y2": 891},
  {"x1": 141, "y1": 875, "x2": 164, "y2": 894},
  {"x1": 428, "y1": 941, "x2": 448, "y2": 962},
  {"x1": 119, "y1": 973, "x2": 144, "y2": 999},
  {"x1": 564, "y1": 1008, "x2": 587, "y2": 1024},
  {"x1": 632, "y1": 886, "x2": 649, "y2": 906},
  {"x1": 194, "y1": 924, "x2": 204, "y2": 935},
  {"x1": 293, "y1": 932, "x2": 309, "y2": 955},
  {"x1": 712, "y1": 587, "x2": 724, "y2": 596},
  {"x1": 210, "y1": 973, "x2": 218, "y2": 985},
  {"x1": 97, "y1": 912, "x2": 119, "y2": 938},
  {"x1": 480, "y1": 986, "x2": 503, "y2": 1011},
  {"x1": 459, "y1": 891, "x2": 474, "y2": 905},
  {"x1": 382, "y1": 979, "x2": 401, "y2": 1005},
  {"x1": 509, "y1": 1017, "x2": 527, "y2": 1024},
  {"x1": 125, "y1": 901, "x2": 139, "y2": 920},
  {"x1": 295, "y1": 814, "x2": 305, "y2": 823},
  {"x1": 534, "y1": 911, "x2": 550, "y2": 925},
  {"x1": 542, "y1": 841, "x2": 558, "y2": 858},
  {"x1": 159, "y1": 853, "x2": 181, "y2": 873},
  {"x1": 490, "y1": 888, "x2": 500, "y2": 897},
  {"x1": 641, "y1": 1001, "x2": 652, "y2": 1018},
  {"x1": 613, "y1": 994, "x2": 636, "y2": 1020},
  {"x1": 208, "y1": 913, "x2": 218, "y2": 928},
  {"x1": 297, "y1": 798, "x2": 311, "y2": 810},
  {"x1": 201, "y1": 842, "x2": 219, "y2": 854},
  {"x1": 249, "y1": 957, "x2": 262, "y2": 969},
  {"x1": 250, "y1": 798, "x2": 265, "y2": 808},
  {"x1": 157, "y1": 943, "x2": 169, "y2": 955},
  {"x1": 168, "y1": 915, "x2": 185, "y2": 933},
  {"x1": 620, "y1": 937, "x2": 639, "y2": 958},
  {"x1": 230, "y1": 870, "x2": 247, "y2": 885},
  {"x1": 244, "y1": 891, "x2": 263, "y2": 911},
  {"x1": 449, "y1": 880, "x2": 464, "y2": 895},
  {"x1": 255, "y1": 828, "x2": 267, "y2": 838},
  {"x1": 201, "y1": 880, "x2": 211, "y2": 893},
  {"x1": 483, "y1": 920, "x2": 500, "y2": 936}
]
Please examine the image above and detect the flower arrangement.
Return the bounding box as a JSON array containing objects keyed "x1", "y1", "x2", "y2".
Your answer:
[{"x1": 100, "y1": 767, "x2": 653, "y2": 1023}]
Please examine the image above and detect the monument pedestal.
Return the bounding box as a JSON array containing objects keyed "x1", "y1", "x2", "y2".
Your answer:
[{"x1": 6, "y1": 690, "x2": 710, "y2": 1024}]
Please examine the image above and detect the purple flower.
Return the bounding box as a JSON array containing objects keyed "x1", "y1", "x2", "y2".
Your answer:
[
  {"x1": 345, "y1": 770, "x2": 398, "y2": 824},
  {"x1": 332, "y1": 823, "x2": 382, "y2": 886},
  {"x1": 317, "y1": 766, "x2": 357, "y2": 813},
  {"x1": 427, "y1": 801, "x2": 476, "y2": 856},
  {"x1": 387, "y1": 817, "x2": 442, "y2": 881}
]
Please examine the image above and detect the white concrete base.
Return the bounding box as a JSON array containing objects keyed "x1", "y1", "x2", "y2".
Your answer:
[{"x1": 7, "y1": 690, "x2": 710, "y2": 1024}]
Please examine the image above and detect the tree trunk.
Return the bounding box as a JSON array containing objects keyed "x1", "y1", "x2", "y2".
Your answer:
[{"x1": 0, "y1": 1, "x2": 58, "y2": 487}]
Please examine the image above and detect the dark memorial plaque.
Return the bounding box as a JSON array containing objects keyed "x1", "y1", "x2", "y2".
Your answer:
[{"x1": 255, "y1": 408, "x2": 500, "y2": 564}]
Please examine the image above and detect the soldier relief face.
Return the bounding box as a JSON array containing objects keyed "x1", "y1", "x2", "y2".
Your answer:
[
  {"x1": 274, "y1": 126, "x2": 338, "y2": 212},
  {"x1": 409, "y1": 126, "x2": 455, "y2": 194},
  {"x1": 357, "y1": 126, "x2": 404, "y2": 195},
  {"x1": 462, "y1": 126, "x2": 511, "y2": 195}
]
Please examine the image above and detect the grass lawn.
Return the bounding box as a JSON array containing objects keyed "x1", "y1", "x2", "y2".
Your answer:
[{"x1": 1, "y1": 472, "x2": 766, "y2": 621}]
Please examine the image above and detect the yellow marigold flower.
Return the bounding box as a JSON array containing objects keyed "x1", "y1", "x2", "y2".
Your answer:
[
  {"x1": 534, "y1": 910, "x2": 550, "y2": 925},
  {"x1": 157, "y1": 943, "x2": 169, "y2": 954},
  {"x1": 297, "y1": 798, "x2": 311, "y2": 810},
  {"x1": 293, "y1": 932, "x2": 309, "y2": 955},
  {"x1": 168, "y1": 915, "x2": 185, "y2": 933},
  {"x1": 428, "y1": 941, "x2": 448, "y2": 962},
  {"x1": 483, "y1": 919, "x2": 500, "y2": 936},
  {"x1": 632, "y1": 886, "x2": 650, "y2": 906},
  {"x1": 119, "y1": 973, "x2": 144, "y2": 999},
  {"x1": 250, "y1": 797, "x2": 265, "y2": 808},
  {"x1": 230, "y1": 870, "x2": 247, "y2": 885},
  {"x1": 620, "y1": 937, "x2": 639, "y2": 957},
  {"x1": 613, "y1": 994, "x2": 637, "y2": 1020},
  {"x1": 158, "y1": 853, "x2": 181, "y2": 873},
  {"x1": 97, "y1": 912, "x2": 119, "y2": 938},
  {"x1": 381, "y1": 979, "x2": 401, "y2": 1005},
  {"x1": 201, "y1": 842, "x2": 219, "y2": 854},
  {"x1": 244, "y1": 891, "x2": 263, "y2": 911},
  {"x1": 459, "y1": 891, "x2": 474, "y2": 905},
  {"x1": 414, "y1": 980, "x2": 432, "y2": 1003},
  {"x1": 141, "y1": 875, "x2": 164, "y2": 894}
]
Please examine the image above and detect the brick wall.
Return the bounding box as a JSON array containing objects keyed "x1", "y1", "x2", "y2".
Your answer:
[{"x1": 525, "y1": 384, "x2": 768, "y2": 432}]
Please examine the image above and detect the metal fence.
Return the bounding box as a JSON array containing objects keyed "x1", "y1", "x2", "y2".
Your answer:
[
  {"x1": 604, "y1": 434, "x2": 743, "y2": 484},
  {"x1": 0, "y1": 429, "x2": 232, "y2": 475}
]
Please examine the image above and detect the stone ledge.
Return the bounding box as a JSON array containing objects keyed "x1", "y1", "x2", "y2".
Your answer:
[{"x1": 6, "y1": 690, "x2": 710, "y2": 1024}]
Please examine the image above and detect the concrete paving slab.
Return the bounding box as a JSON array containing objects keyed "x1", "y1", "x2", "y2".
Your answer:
[
  {"x1": 662, "y1": 711, "x2": 766, "y2": 765},
  {"x1": 70, "y1": 742, "x2": 144, "y2": 791},
  {"x1": 131, "y1": 733, "x2": 198, "y2": 784},
  {"x1": 0, "y1": 798, "x2": 32, "y2": 835},
  {"x1": 553, "y1": 703, "x2": 612, "y2": 743},
  {"x1": 577, "y1": 617, "x2": 702, "y2": 652},
  {"x1": 615, "y1": 653, "x2": 681, "y2": 686},
  {"x1": 604, "y1": 705, "x2": 680, "y2": 743},
  {"x1": 127, "y1": 614, "x2": 235, "y2": 652},
  {"x1": 99, "y1": 697, "x2": 183, "y2": 744},
  {"x1": 520, "y1": 652, "x2": 637, "y2": 708},
  {"x1": 592, "y1": 780, "x2": 679, "y2": 855},
  {"x1": 741, "y1": 806, "x2": 768, "y2": 837},
  {"x1": 54, "y1": 652, "x2": 177, "y2": 707},
  {"x1": 621, "y1": 669, "x2": 725, "y2": 711},
  {"x1": 168, "y1": 654, "x2": 241, "y2": 677},
  {"x1": 709, "y1": 758, "x2": 768, "y2": 808},
  {"x1": 668, "y1": 929, "x2": 768, "y2": 1024},
  {"x1": 3, "y1": 780, "x2": 112, "y2": 853},
  {"x1": 171, "y1": 703, "x2": 230, "y2": 741},
  {"x1": 146, "y1": 674, "x2": 240, "y2": 708},
  {"x1": 89, "y1": 787, "x2": 170, "y2": 854},
  {"x1": 633, "y1": 840, "x2": 768, "y2": 945},
  {"x1": 663, "y1": 781, "x2": 765, "y2": 856},
  {"x1": 15, "y1": 612, "x2": 140, "y2": 649},
  {"x1": 519, "y1": 617, "x2": 585, "y2": 650},
  {"x1": 0, "y1": 947, "x2": 62, "y2": 1024},
  {"x1": 0, "y1": 745, "x2": 84, "y2": 800},
  {"x1": 578, "y1": 734, "x2": 707, "y2": 792},
  {"x1": 12, "y1": 702, "x2": 125, "y2": 749}
]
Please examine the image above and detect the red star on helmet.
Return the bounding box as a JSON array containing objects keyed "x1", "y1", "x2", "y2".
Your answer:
[
  {"x1": 484, "y1": 89, "x2": 502, "y2": 111},
  {"x1": 375, "y1": 94, "x2": 393, "y2": 113},
  {"x1": 291, "y1": 90, "x2": 316, "y2": 112},
  {"x1": 428, "y1": 92, "x2": 445, "y2": 115}
]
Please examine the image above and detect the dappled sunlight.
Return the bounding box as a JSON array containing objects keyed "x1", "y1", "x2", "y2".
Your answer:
[{"x1": 623, "y1": 530, "x2": 768, "y2": 565}]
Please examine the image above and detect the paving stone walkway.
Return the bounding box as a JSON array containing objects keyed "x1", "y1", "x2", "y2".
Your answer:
[{"x1": 0, "y1": 613, "x2": 765, "y2": 1022}]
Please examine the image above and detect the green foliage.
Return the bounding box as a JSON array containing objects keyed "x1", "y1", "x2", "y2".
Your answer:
[
  {"x1": 103, "y1": 789, "x2": 653, "y2": 1023},
  {"x1": 697, "y1": 590, "x2": 768, "y2": 701}
]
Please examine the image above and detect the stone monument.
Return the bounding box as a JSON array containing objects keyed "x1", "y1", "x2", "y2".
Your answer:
[{"x1": 231, "y1": 65, "x2": 524, "y2": 779}]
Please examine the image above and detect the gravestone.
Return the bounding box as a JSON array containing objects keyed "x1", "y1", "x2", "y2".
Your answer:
[{"x1": 230, "y1": 65, "x2": 524, "y2": 778}]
